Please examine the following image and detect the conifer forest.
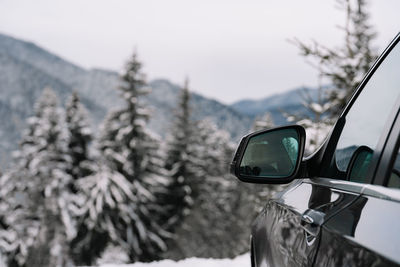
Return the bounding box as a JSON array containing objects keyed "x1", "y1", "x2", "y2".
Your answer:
[{"x1": 0, "y1": 0, "x2": 380, "y2": 266}]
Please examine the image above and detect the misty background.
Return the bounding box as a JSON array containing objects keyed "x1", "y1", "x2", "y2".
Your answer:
[{"x1": 1, "y1": 0, "x2": 399, "y2": 103}]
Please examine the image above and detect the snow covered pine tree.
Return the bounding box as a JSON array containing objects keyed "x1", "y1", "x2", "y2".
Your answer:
[
  {"x1": 182, "y1": 119, "x2": 246, "y2": 258},
  {"x1": 287, "y1": 0, "x2": 378, "y2": 154},
  {"x1": 164, "y1": 79, "x2": 198, "y2": 234},
  {"x1": 291, "y1": 0, "x2": 378, "y2": 117},
  {"x1": 94, "y1": 51, "x2": 170, "y2": 262},
  {"x1": 162, "y1": 78, "x2": 252, "y2": 257},
  {"x1": 0, "y1": 88, "x2": 76, "y2": 267},
  {"x1": 64, "y1": 92, "x2": 106, "y2": 265},
  {"x1": 65, "y1": 92, "x2": 93, "y2": 183}
]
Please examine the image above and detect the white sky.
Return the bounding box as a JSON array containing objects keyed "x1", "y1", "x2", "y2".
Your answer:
[{"x1": 0, "y1": 0, "x2": 399, "y2": 104}]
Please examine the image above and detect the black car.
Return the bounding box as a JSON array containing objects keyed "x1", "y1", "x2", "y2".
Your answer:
[{"x1": 230, "y1": 32, "x2": 400, "y2": 267}]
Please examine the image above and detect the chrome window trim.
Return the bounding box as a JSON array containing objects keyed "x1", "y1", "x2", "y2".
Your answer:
[{"x1": 303, "y1": 178, "x2": 400, "y2": 203}]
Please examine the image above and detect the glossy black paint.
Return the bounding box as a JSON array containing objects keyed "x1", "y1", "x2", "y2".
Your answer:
[
  {"x1": 252, "y1": 181, "x2": 359, "y2": 267},
  {"x1": 315, "y1": 193, "x2": 400, "y2": 266}
]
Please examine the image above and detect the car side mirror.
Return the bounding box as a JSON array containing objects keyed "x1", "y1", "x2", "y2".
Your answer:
[
  {"x1": 346, "y1": 145, "x2": 373, "y2": 183},
  {"x1": 230, "y1": 125, "x2": 306, "y2": 184}
]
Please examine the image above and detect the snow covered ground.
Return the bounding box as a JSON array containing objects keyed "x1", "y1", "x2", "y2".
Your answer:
[{"x1": 98, "y1": 253, "x2": 250, "y2": 267}]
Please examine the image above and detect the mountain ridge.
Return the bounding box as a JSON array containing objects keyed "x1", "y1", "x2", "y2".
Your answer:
[{"x1": 230, "y1": 87, "x2": 318, "y2": 125}]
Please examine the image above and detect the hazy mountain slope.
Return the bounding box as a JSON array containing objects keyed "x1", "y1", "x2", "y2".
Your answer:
[
  {"x1": 0, "y1": 33, "x2": 122, "y2": 110},
  {"x1": 230, "y1": 88, "x2": 318, "y2": 125},
  {"x1": 0, "y1": 52, "x2": 105, "y2": 116},
  {"x1": 147, "y1": 79, "x2": 253, "y2": 140}
]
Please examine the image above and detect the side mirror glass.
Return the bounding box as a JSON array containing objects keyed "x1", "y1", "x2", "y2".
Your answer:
[{"x1": 231, "y1": 125, "x2": 305, "y2": 184}]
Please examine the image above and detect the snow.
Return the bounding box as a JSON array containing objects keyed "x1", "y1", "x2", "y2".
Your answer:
[{"x1": 98, "y1": 254, "x2": 250, "y2": 267}]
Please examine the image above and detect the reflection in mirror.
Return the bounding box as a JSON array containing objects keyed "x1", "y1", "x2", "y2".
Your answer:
[
  {"x1": 346, "y1": 146, "x2": 373, "y2": 183},
  {"x1": 239, "y1": 128, "x2": 299, "y2": 178}
]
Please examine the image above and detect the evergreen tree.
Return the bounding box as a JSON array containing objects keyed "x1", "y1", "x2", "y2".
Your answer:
[
  {"x1": 65, "y1": 92, "x2": 93, "y2": 181},
  {"x1": 164, "y1": 79, "x2": 197, "y2": 230},
  {"x1": 291, "y1": 0, "x2": 378, "y2": 117},
  {"x1": 97, "y1": 52, "x2": 170, "y2": 262},
  {"x1": 71, "y1": 161, "x2": 134, "y2": 265},
  {"x1": 0, "y1": 168, "x2": 39, "y2": 267},
  {"x1": 195, "y1": 119, "x2": 233, "y2": 177},
  {"x1": 165, "y1": 119, "x2": 251, "y2": 259},
  {"x1": 286, "y1": 0, "x2": 378, "y2": 154},
  {"x1": 64, "y1": 92, "x2": 101, "y2": 265},
  {"x1": 0, "y1": 88, "x2": 76, "y2": 267}
]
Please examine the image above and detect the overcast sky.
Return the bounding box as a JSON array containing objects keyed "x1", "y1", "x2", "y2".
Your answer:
[{"x1": 0, "y1": 0, "x2": 399, "y2": 104}]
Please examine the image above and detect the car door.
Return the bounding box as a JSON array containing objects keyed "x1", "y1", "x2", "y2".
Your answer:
[
  {"x1": 311, "y1": 33, "x2": 400, "y2": 266},
  {"x1": 251, "y1": 180, "x2": 359, "y2": 267},
  {"x1": 314, "y1": 187, "x2": 400, "y2": 266},
  {"x1": 314, "y1": 144, "x2": 400, "y2": 266}
]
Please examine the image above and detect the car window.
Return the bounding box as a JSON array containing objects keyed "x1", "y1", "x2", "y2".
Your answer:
[{"x1": 325, "y1": 41, "x2": 400, "y2": 182}]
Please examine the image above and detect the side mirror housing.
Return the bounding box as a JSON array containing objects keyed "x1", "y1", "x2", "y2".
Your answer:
[{"x1": 230, "y1": 125, "x2": 306, "y2": 184}]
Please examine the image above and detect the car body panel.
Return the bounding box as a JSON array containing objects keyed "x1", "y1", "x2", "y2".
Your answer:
[
  {"x1": 252, "y1": 180, "x2": 359, "y2": 267},
  {"x1": 315, "y1": 192, "x2": 400, "y2": 266}
]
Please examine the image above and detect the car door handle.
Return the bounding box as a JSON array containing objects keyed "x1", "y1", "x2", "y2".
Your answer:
[
  {"x1": 301, "y1": 214, "x2": 314, "y2": 224},
  {"x1": 300, "y1": 209, "x2": 325, "y2": 238},
  {"x1": 301, "y1": 209, "x2": 325, "y2": 226}
]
